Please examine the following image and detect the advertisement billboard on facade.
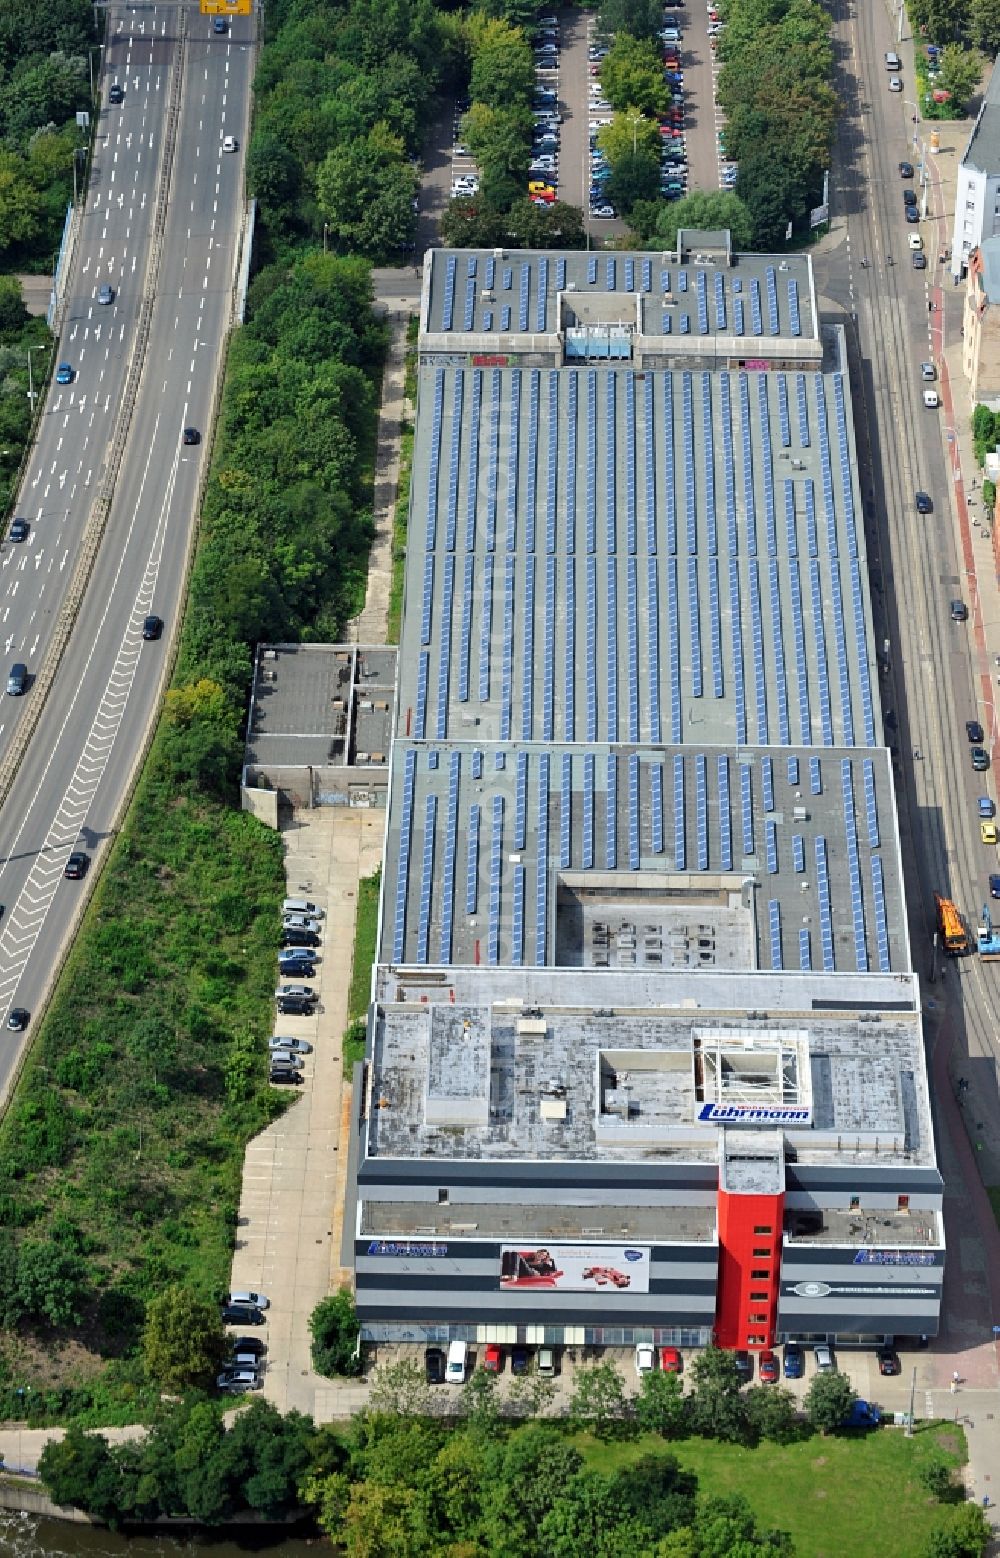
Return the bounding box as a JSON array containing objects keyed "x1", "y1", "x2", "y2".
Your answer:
[{"x1": 499, "y1": 1245, "x2": 650, "y2": 1293}]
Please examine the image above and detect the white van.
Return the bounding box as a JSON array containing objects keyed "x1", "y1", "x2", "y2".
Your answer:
[
  {"x1": 282, "y1": 898, "x2": 322, "y2": 918},
  {"x1": 446, "y1": 1340, "x2": 468, "y2": 1383},
  {"x1": 884, "y1": 51, "x2": 901, "y2": 70}
]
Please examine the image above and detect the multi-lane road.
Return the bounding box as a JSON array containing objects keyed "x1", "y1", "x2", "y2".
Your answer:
[{"x1": 0, "y1": 4, "x2": 252, "y2": 1089}]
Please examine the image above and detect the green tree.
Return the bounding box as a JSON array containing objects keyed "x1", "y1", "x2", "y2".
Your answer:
[
  {"x1": 468, "y1": 16, "x2": 535, "y2": 108},
  {"x1": 368, "y1": 1358, "x2": 433, "y2": 1415},
  {"x1": 310, "y1": 1288, "x2": 362, "y2": 1377},
  {"x1": 222, "y1": 1401, "x2": 317, "y2": 1519},
  {"x1": 919, "y1": 1458, "x2": 963, "y2": 1503},
  {"x1": 686, "y1": 1347, "x2": 750, "y2": 1445},
  {"x1": 0, "y1": 148, "x2": 40, "y2": 254},
  {"x1": 937, "y1": 45, "x2": 984, "y2": 113},
  {"x1": 460, "y1": 101, "x2": 532, "y2": 199},
  {"x1": 38, "y1": 1426, "x2": 136, "y2": 1526},
  {"x1": 567, "y1": 1359, "x2": 633, "y2": 1441},
  {"x1": 246, "y1": 133, "x2": 302, "y2": 216},
  {"x1": 142, "y1": 1283, "x2": 227, "y2": 1390},
  {"x1": 506, "y1": 197, "x2": 587, "y2": 249},
  {"x1": 598, "y1": 0, "x2": 663, "y2": 42},
  {"x1": 636, "y1": 1367, "x2": 688, "y2": 1437},
  {"x1": 606, "y1": 148, "x2": 661, "y2": 214},
  {"x1": 802, "y1": 1369, "x2": 855, "y2": 1434},
  {"x1": 11, "y1": 1237, "x2": 87, "y2": 1327},
  {"x1": 970, "y1": 0, "x2": 1000, "y2": 52},
  {"x1": 922, "y1": 1502, "x2": 993, "y2": 1557},
  {"x1": 744, "y1": 1383, "x2": 800, "y2": 1444},
  {"x1": 599, "y1": 34, "x2": 668, "y2": 115},
  {"x1": 598, "y1": 109, "x2": 663, "y2": 167},
  {"x1": 316, "y1": 124, "x2": 418, "y2": 262},
  {"x1": 639, "y1": 190, "x2": 754, "y2": 252},
  {"x1": 481, "y1": 1427, "x2": 585, "y2": 1551},
  {"x1": 0, "y1": 273, "x2": 29, "y2": 335},
  {"x1": 161, "y1": 677, "x2": 242, "y2": 795}
]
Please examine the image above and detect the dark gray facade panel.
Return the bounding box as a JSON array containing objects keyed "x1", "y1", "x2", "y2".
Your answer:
[
  {"x1": 358, "y1": 1295, "x2": 716, "y2": 1323},
  {"x1": 784, "y1": 1165, "x2": 944, "y2": 1194},
  {"x1": 781, "y1": 1245, "x2": 944, "y2": 1271},
  {"x1": 356, "y1": 1271, "x2": 719, "y2": 1298},
  {"x1": 355, "y1": 1241, "x2": 719, "y2": 1269},
  {"x1": 358, "y1": 1159, "x2": 720, "y2": 1193},
  {"x1": 778, "y1": 1302, "x2": 940, "y2": 1333}
]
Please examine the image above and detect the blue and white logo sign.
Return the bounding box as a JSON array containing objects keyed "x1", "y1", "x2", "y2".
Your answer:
[{"x1": 698, "y1": 1103, "x2": 811, "y2": 1125}]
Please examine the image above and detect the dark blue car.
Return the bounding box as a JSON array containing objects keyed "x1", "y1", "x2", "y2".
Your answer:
[{"x1": 783, "y1": 1344, "x2": 803, "y2": 1379}]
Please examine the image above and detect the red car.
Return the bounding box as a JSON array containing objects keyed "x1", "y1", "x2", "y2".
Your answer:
[
  {"x1": 660, "y1": 1347, "x2": 683, "y2": 1373},
  {"x1": 482, "y1": 1343, "x2": 502, "y2": 1373},
  {"x1": 759, "y1": 1350, "x2": 779, "y2": 1383}
]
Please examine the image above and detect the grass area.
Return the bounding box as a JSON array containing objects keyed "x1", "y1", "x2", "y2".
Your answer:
[
  {"x1": 343, "y1": 868, "x2": 381, "y2": 1073},
  {"x1": 386, "y1": 318, "x2": 419, "y2": 644},
  {"x1": 573, "y1": 1423, "x2": 967, "y2": 1557}
]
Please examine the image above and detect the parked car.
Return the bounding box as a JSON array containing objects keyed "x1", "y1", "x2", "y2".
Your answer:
[
  {"x1": 876, "y1": 1345, "x2": 900, "y2": 1376},
  {"x1": 228, "y1": 1289, "x2": 269, "y2": 1310},
  {"x1": 915, "y1": 491, "x2": 933, "y2": 514},
  {"x1": 482, "y1": 1343, "x2": 503, "y2": 1373},
  {"x1": 973, "y1": 747, "x2": 991, "y2": 772},
  {"x1": 446, "y1": 1340, "x2": 468, "y2": 1383},
  {"x1": 966, "y1": 720, "x2": 984, "y2": 742},
  {"x1": 759, "y1": 1350, "x2": 779, "y2": 1383},
  {"x1": 230, "y1": 1335, "x2": 266, "y2": 1358},
  {"x1": 511, "y1": 1346, "x2": 530, "y2": 1376},
  {"x1": 142, "y1": 614, "x2": 163, "y2": 640},
  {"x1": 990, "y1": 873, "x2": 1000, "y2": 899},
  {"x1": 978, "y1": 797, "x2": 995, "y2": 819},
  {"x1": 783, "y1": 1344, "x2": 804, "y2": 1379},
  {"x1": 425, "y1": 1347, "x2": 446, "y2": 1384},
  {"x1": 733, "y1": 1350, "x2": 754, "y2": 1383},
  {"x1": 814, "y1": 1343, "x2": 835, "y2": 1371},
  {"x1": 217, "y1": 1368, "x2": 260, "y2": 1392},
  {"x1": 536, "y1": 1346, "x2": 557, "y2": 1377},
  {"x1": 7, "y1": 1008, "x2": 29, "y2": 1031},
  {"x1": 64, "y1": 851, "x2": 90, "y2": 879},
  {"x1": 221, "y1": 1303, "x2": 265, "y2": 1325},
  {"x1": 983, "y1": 820, "x2": 998, "y2": 845},
  {"x1": 269, "y1": 1067, "x2": 303, "y2": 1086},
  {"x1": 97, "y1": 283, "x2": 114, "y2": 304},
  {"x1": 844, "y1": 1399, "x2": 881, "y2": 1427},
  {"x1": 660, "y1": 1347, "x2": 683, "y2": 1373},
  {"x1": 635, "y1": 1342, "x2": 657, "y2": 1376}
]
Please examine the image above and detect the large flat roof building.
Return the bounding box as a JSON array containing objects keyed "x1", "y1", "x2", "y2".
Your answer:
[{"x1": 347, "y1": 240, "x2": 942, "y2": 1355}]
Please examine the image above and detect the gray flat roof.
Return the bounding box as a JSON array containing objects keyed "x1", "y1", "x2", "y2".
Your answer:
[
  {"x1": 398, "y1": 362, "x2": 878, "y2": 753},
  {"x1": 244, "y1": 643, "x2": 396, "y2": 770},
  {"x1": 421, "y1": 248, "x2": 818, "y2": 345},
  {"x1": 963, "y1": 60, "x2": 1000, "y2": 174},
  {"x1": 381, "y1": 740, "x2": 907, "y2": 975},
  {"x1": 366, "y1": 1000, "x2": 935, "y2": 1170}
]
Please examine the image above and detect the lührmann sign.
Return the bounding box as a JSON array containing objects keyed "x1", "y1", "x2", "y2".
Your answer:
[{"x1": 698, "y1": 1104, "x2": 811, "y2": 1125}]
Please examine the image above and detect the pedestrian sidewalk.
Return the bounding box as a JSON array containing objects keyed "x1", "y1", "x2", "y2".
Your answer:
[
  {"x1": 230, "y1": 807, "x2": 383, "y2": 1421},
  {"x1": 348, "y1": 304, "x2": 412, "y2": 646}
]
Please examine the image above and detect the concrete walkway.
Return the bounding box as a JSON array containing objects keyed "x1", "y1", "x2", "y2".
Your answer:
[
  {"x1": 0, "y1": 1424, "x2": 147, "y2": 1477},
  {"x1": 230, "y1": 808, "x2": 383, "y2": 1420},
  {"x1": 348, "y1": 302, "x2": 414, "y2": 645}
]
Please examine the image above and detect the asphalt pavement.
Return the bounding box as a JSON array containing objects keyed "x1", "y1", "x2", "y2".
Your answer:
[{"x1": 0, "y1": 4, "x2": 253, "y2": 1092}]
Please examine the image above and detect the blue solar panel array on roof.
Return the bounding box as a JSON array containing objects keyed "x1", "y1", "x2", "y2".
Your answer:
[
  {"x1": 734, "y1": 297, "x2": 745, "y2": 335},
  {"x1": 642, "y1": 258, "x2": 652, "y2": 291},
  {"x1": 749, "y1": 277, "x2": 762, "y2": 334},
  {"x1": 804, "y1": 479, "x2": 818, "y2": 559},
  {"x1": 393, "y1": 748, "x2": 418, "y2": 960},
  {"x1": 788, "y1": 756, "x2": 799, "y2": 785},
  {"x1": 718, "y1": 754, "x2": 732, "y2": 870},
  {"x1": 708, "y1": 557, "x2": 723, "y2": 698},
  {"x1": 787, "y1": 277, "x2": 801, "y2": 336},
  {"x1": 502, "y1": 267, "x2": 512, "y2": 290},
  {"x1": 789, "y1": 558, "x2": 810, "y2": 743},
  {"x1": 765, "y1": 266, "x2": 779, "y2": 333},
  {"x1": 628, "y1": 752, "x2": 640, "y2": 868},
  {"x1": 765, "y1": 819, "x2": 777, "y2": 875},
  {"x1": 714, "y1": 272, "x2": 726, "y2": 330},
  {"x1": 696, "y1": 752, "x2": 708, "y2": 869},
  {"x1": 784, "y1": 480, "x2": 797, "y2": 558},
  {"x1": 436, "y1": 555, "x2": 454, "y2": 738},
  {"x1": 564, "y1": 556, "x2": 575, "y2": 739},
  {"x1": 586, "y1": 555, "x2": 598, "y2": 741},
  {"x1": 842, "y1": 760, "x2": 868, "y2": 971},
  {"x1": 445, "y1": 372, "x2": 463, "y2": 552},
  {"x1": 459, "y1": 554, "x2": 474, "y2": 702},
  {"x1": 438, "y1": 751, "x2": 461, "y2": 964},
  {"x1": 674, "y1": 754, "x2": 685, "y2": 870},
  {"x1": 500, "y1": 554, "x2": 515, "y2": 740},
  {"x1": 625, "y1": 257, "x2": 635, "y2": 292},
  {"x1": 703, "y1": 375, "x2": 717, "y2": 559},
  {"x1": 545, "y1": 371, "x2": 557, "y2": 555},
  {"x1": 663, "y1": 376, "x2": 677, "y2": 556},
  {"x1": 466, "y1": 801, "x2": 480, "y2": 916},
  {"x1": 537, "y1": 257, "x2": 548, "y2": 332},
  {"x1": 762, "y1": 755, "x2": 774, "y2": 813},
  {"x1": 862, "y1": 758, "x2": 879, "y2": 848},
  {"x1": 514, "y1": 750, "x2": 528, "y2": 852},
  {"x1": 809, "y1": 755, "x2": 822, "y2": 794},
  {"x1": 566, "y1": 372, "x2": 578, "y2": 555},
  {"x1": 662, "y1": 311, "x2": 672, "y2": 334},
  {"x1": 740, "y1": 375, "x2": 757, "y2": 559},
  {"x1": 740, "y1": 762, "x2": 753, "y2": 856},
  {"x1": 606, "y1": 371, "x2": 617, "y2": 555},
  {"x1": 729, "y1": 558, "x2": 746, "y2": 745},
  {"x1": 471, "y1": 748, "x2": 482, "y2": 780},
  {"x1": 625, "y1": 374, "x2": 637, "y2": 557},
  {"x1": 586, "y1": 371, "x2": 597, "y2": 556},
  {"x1": 667, "y1": 555, "x2": 682, "y2": 742},
  {"x1": 871, "y1": 855, "x2": 890, "y2": 970},
  {"x1": 851, "y1": 557, "x2": 876, "y2": 746},
  {"x1": 426, "y1": 370, "x2": 445, "y2": 552},
  {"x1": 648, "y1": 556, "x2": 662, "y2": 742},
  {"x1": 627, "y1": 556, "x2": 639, "y2": 741},
  {"x1": 511, "y1": 863, "x2": 525, "y2": 967},
  {"x1": 588, "y1": 256, "x2": 598, "y2": 284},
  {"x1": 607, "y1": 257, "x2": 616, "y2": 291},
  {"x1": 524, "y1": 370, "x2": 539, "y2": 556},
  {"x1": 679, "y1": 315, "x2": 690, "y2": 334},
  {"x1": 488, "y1": 794, "x2": 504, "y2": 964},
  {"x1": 442, "y1": 256, "x2": 456, "y2": 331},
  {"x1": 815, "y1": 834, "x2": 835, "y2": 970},
  {"x1": 644, "y1": 376, "x2": 657, "y2": 556},
  {"x1": 519, "y1": 263, "x2": 530, "y2": 331},
  {"x1": 522, "y1": 554, "x2": 535, "y2": 739},
  {"x1": 792, "y1": 833, "x2": 805, "y2": 873},
  {"x1": 829, "y1": 559, "x2": 854, "y2": 746},
  {"x1": 543, "y1": 555, "x2": 556, "y2": 741},
  {"x1": 535, "y1": 751, "x2": 550, "y2": 960},
  {"x1": 748, "y1": 560, "x2": 768, "y2": 742},
  {"x1": 769, "y1": 557, "x2": 790, "y2": 744},
  {"x1": 463, "y1": 276, "x2": 475, "y2": 331},
  {"x1": 759, "y1": 377, "x2": 776, "y2": 559},
  {"x1": 689, "y1": 556, "x2": 703, "y2": 699},
  {"x1": 606, "y1": 752, "x2": 617, "y2": 868},
  {"x1": 556, "y1": 258, "x2": 566, "y2": 290},
  {"x1": 799, "y1": 927, "x2": 812, "y2": 969},
  {"x1": 809, "y1": 559, "x2": 833, "y2": 744},
  {"x1": 415, "y1": 791, "x2": 437, "y2": 964},
  {"x1": 661, "y1": 269, "x2": 670, "y2": 291},
  {"x1": 683, "y1": 374, "x2": 696, "y2": 556},
  {"x1": 777, "y1": 374, "x2": 791, "y2": 447},
  {"x1": 607, "y1": 557, "x2": 618, "y2": 740},
  {"x1": 796, "y1": 374, "x2": 810, "y2": 445},
  {"x1": 485, "y1": 370, "x2": 500, "y2": 552},
  {"x1": 768, "y1": 900, "x2": 782, "y2": 968},
  {"x1": 696, "y1": 271, "x2": 709, "y2": 333},
  {"x1": 464, "y1": 371, "x2": 481, "y2": 552},
  {"x1": 651, "y1": 761, "x2": 664, "y2": 853},
  {"x1": 501, "y1": 305, "x2": 511, "y2": 330},
  {"x1": 485, "y1": 257, "x2": 495, "y2": 289},
  {"x1": 506, "y1": 369, "x2": 520, "y2": 554},
  {"x1": 583, "y1": 752, "x2": 594, "y2": 867},
  {"x1": 483, "y1": 310, "x2": 493, "y2": 331},
  {"x1": 420, "y1": 554, "x2": 434, "y2": 646},
  {"x1": 679, "y1": 269, "x2": 688, "y2": 292},
  {"x1": 721, "y1": 374, "x2": 737, "y2": 555},
  {"x1": 560, "y1": 752, "x2": 572, "y2": 868}
]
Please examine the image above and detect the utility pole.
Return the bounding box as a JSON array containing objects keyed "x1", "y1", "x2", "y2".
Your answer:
[{"x1": 905, "y1": 1365, "x2": 916, "y2": 1436}]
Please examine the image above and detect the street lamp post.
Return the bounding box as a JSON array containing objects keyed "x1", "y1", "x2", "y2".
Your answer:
[
  {"x1": 88, "y1": 45, "x2": 103, "y2": 102},
  {"x1": 628, "y1": 111, "x2": 643, "y2": 156},
  {"x1": 26, "y1": 345, "x2": 46, "y2": 412}
]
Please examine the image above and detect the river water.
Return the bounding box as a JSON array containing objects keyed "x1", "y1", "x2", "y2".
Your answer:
[{"x1": 0, "y1": 1510, "x2": 324, "y2": 1557}]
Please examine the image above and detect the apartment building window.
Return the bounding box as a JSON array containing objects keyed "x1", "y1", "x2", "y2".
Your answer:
[
  {"x1": 753, "y1": 1225, "x2": 772, "y2": 1235},
  {"x1": 753, "y1": 1248, "x2": 770, "y2": 1259},
  {"x1": 850, "y1": 1196, "x2": 860, "y2": 1210},
  {"x1": 751, "y1": 1268, "x2": 770, "y2": 1279},
  {"x1": 750, "y1": 1291, "x2": 769, "y2": 1302}
]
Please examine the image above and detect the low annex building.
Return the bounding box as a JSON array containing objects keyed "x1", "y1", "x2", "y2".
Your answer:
[{"x1": 345, "y1": 236, "x2": 944, "y2": 1355}]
